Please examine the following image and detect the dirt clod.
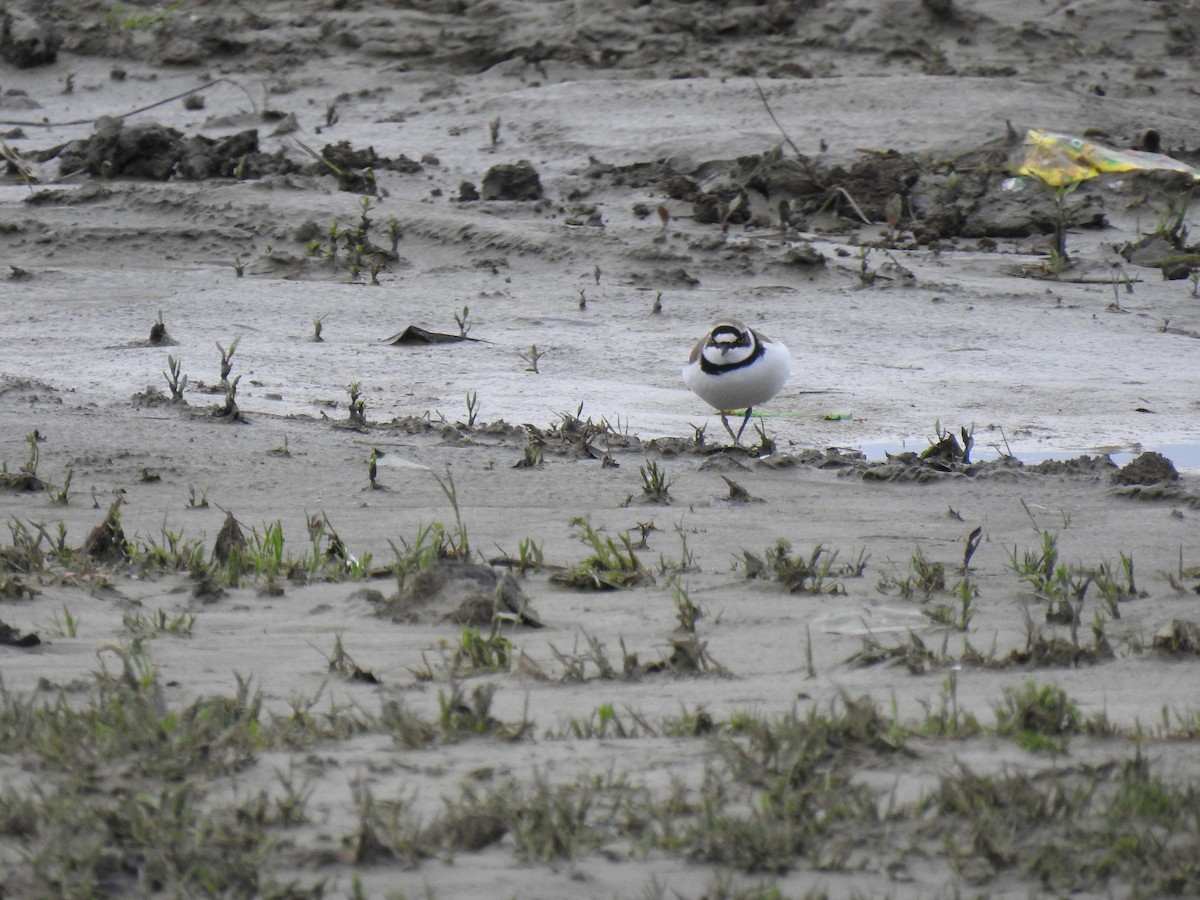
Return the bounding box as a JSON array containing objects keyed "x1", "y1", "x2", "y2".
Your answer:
[
  {"x1": 0, "y1": 619, "x2": 39, "y2": 647},
  {"x1": 1114, "y1": 451, "x2": 1179, "y2": 485},
  {"x1": 481, "y1": 161, "x2": 543, "y2": 201},
  {"x1": 1154, "y1": 620, "x2": 1200, "y2": 654},
  {"x1": 0, "y1": 10, "x2": 60, "y2": 68},
  {"x1": 82, "y1": 498, "x2": 127, "y2": 562},
  {"x1": 212, "y1": 512, "x2": 248, "y2": 564}
]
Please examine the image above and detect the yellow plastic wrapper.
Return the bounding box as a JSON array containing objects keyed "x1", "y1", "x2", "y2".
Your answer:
[{"x1": 1015, "y1": 129, "x2": 1200, "y2": 187}]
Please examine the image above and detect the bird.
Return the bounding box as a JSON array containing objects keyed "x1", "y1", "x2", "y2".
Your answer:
[{"x1": 683, "y1": 320, "x2": 791, "y2": 444}]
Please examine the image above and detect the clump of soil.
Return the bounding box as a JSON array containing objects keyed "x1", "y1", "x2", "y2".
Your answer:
[
  {"x1": 1, "y1": 9, "x2": 60, "y2": 67},
  {"x1": 1029, "y1": 455, "x2": 1117, "y2": 476},
  {"x1": 82, "y1": 497, "x2": 128, "y2": 563},
  {"x1": 481, "y1": 161, "x2": 543, "y2": 200},
  {"x1": 212, "y1": 511, "x2": 248, "y2": 564},
  {"x1": 1114, "y1": 451, "x2": 1179, "y2": 485},
  {"x1": 319, "y1": 140, "x2": 422, "y2": 175},
  {"x1": 50, "y1": 118, "x2": 300, "y2": 181},
  {"x1": 0, "y1": 619, "x2": 39, "y2": 647},
  {"x1": 1154, "y1": 620, "x2": 1200, "y2": 655},
  {"x1": 826, "y1": 149, "x2": 922, "y2": 222},
  {"x1": 380, "y1": 561, "x2": 541, "y2": 627}
]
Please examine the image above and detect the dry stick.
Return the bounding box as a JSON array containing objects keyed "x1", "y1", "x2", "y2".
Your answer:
[
  {"x1": 290, "y1": 137, "x2": 344, "y2": 176},
  {"x1": 752, "y1": 76, "x2": 805, "y2": 160},
  {"x1": 830, "y1": 186, "x2": 873, "y2": 225},
  {"x1": 752, "y1": 76, "x2": 827, "y2": 184},
  {"x1": 0, "y1": 140, "x2": 35, "y2": 182},
  {"x1": 751, "y1": 77, "x2": 871, "y2": 224},
  {"x1": 0, "y1": 78, "x2": 250, "y2": 127}
]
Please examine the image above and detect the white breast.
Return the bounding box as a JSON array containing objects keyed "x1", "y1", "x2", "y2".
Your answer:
[{"x1": 683, "y1": 339, "x2": 791, "y2": 411}]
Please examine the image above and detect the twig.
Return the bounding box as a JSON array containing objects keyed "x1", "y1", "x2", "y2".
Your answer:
[
  {"x1": 834, "y1": 187, "x2": 871, "y2": 224},
  {"x1": 0, "y1": 78, "x2": 248, "y2": 128},
  {"x1": 750, "y1": 78, "x2": 829, "y2": 186},
  {"x1": 290, "y1": 136, "x2": 343, "y2": 176},
  {"x1": 751, "y1": 77, "x2": 804, "y2": 160}
]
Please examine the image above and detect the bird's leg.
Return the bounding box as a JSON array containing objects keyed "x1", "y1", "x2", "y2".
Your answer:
[
  {"x1": 734, "y1": 407, "x2": 754, "y2": 444},
  {"x1": 719, "y1": 412, "x2": 740, "y2": 445},
  {"x1": 718, "y1": 408, "x2": 755, "y2": 446}
]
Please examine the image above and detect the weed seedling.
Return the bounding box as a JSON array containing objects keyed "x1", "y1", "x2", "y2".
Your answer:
[
  {"x1": 639, "y1": 460, "x2": 673, "y2": 503},
  {"x1": 744, "y1": 540, "x2": 868, "y2": 594},
  {"x1": 994, "y1": 679, "x2": 1082, "y2": 753},
  {"x1": 1153, "y1": 185, "x2": 1193, "y2": 248},
  {"x1": 951, "y1": 578, "x2": 977, "y2": 631},
  {"x1": 551, "y1": 516, "x2": 651, "y2": 590},
  {"x1": 50, "y1": 604, "x2": 79, "y2": 637},
  {"x1": 15, "y1": 429, "x2": 43, "y2": 482},
  {"x1": 671, "y1": 581, "x2": 702, "y2": 633},
  {"x1": 354, "y1": 195, "x2": 373, "y2": 240},
  {"x1": 960, "y1": 525, "x2": 983, "y2": 574},
  {"x1": 432, "y1": 469, "x2": 471, "y2": 561},
  {"x1": 464, "y1": 391, "x2": 480, "y2": 429},
  {"x1": 455, "y1": 305, "x2": 472, "y2": 339},
  {"x1": 163, "y1": 355, "x2": 187, "y2": 402},
  {"x1": 325, "y1": 218, "x2": 341, "y2": 267},
  {"x1": 661, "y1": 518, "x2": 697, "y2": 575},
  {"x1": 453, "y1": 627, "x2": 513, "y2": 675},
  {"x1": 898, "y1": 548, "x2": 946, "y2": 599},
  {"x1": 520, "y1": 344, "x2": 544, "y2": 373},
  {"x1": 325, "y1": 633, "x2": 379, "y2": 684},
  {"x1": 516, "y1": 537, "x2": 544, "y2": 573},
  {"x1": 718, "y1": 193, "x2": 743, "y2": 235},
  {"x1": 368, "y1": 449, "x2": 381, "y2": 488},
  {"x1": 489, "y1": 115, "x2": 501, "y2": 147},
  {"x1": 347, "y1": 382, "x2": 367, "y2": 427},
  {"x1": 750, "y1": 416, "x2": 775, "y2": 455},
  {"x1": 514, "y1": 437, "x2": 543, "y2": 470},
  {"x1": 232, "y1": 256, "x2": 246, "y2": 277},
  {"x1": 46, "y1": 468, "x2": 72, "y2": 506},
  {"x1": 123, "y1": 608, "x2": 196, "y2": 638},
  {"x1": 217, "y1": 338, "x2": 239, "y2": 385},
  {"x1": 186, "y1": 484, "x2": 209, "y2": 509},
  {"x1": 216, "y1": 375, "x2": 241, "y2": 420},
  {"x1": 345, "y1": 551, "x2": 374, "y2": 581},
  {"x1": 105, "y1": 0, "x2": 184, "y2": 30},
  {"x1": 886, "y1": 191, "x2": 903, "y2": 242},
  {"x1": 858, "y1": 247, "x2": 876, "y2": 286},
  {"x1": 312, "y1": 315, "x2": 325, "y2": 342}
]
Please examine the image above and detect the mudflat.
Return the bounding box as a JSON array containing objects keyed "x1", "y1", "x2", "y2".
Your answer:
[{"x1": 3, "y1": 1, "x2": 1200, "y2": 896}]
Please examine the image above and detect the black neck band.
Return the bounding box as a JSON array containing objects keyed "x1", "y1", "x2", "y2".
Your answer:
[{"x1": 699, "y1": 335, "x2": 764, "y2": 375}]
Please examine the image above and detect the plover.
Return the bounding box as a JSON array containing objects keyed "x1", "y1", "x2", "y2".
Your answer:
[{"x1": 683, "y1": 320, "x2": 791, "y2": 444}]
